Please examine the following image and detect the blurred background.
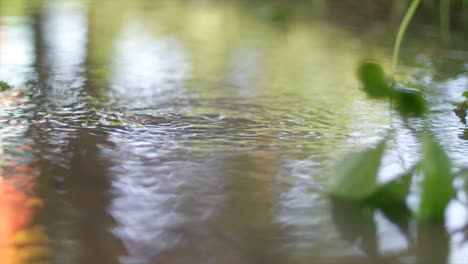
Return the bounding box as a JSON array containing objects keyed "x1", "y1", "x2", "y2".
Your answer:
[{"x1": 0, "y1": 0, "x2": 467, "y2": 263}]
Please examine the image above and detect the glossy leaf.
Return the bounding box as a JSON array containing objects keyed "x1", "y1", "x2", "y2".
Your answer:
[
  {"x1": 416, "y1": 133, "x2": 455, "y2": 222},
  {"x1": 330, "y1": 140, "x2": 386, "y2": 200},
  {"x1": 393, "y1": 88, "x2": 427, "y2": 117},
  {"x1": 357, "y1": 62, "x2": 391, "y2": 99}
]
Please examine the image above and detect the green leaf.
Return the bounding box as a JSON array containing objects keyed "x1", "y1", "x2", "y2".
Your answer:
[
  {"x1": 393, "y1": 88, "x2": 427, "y2": 117},
  {"x1": 366, "y1": 171, "x2": 412, "y2": 209},
  {"x1": 330, "y1": 140, "x2": 386, "y2": 200},
  {"x1": 357, "y1": 62, "x2": 391, "y2": 99},
  {"x1": 462, "y1": 91, "x2": 468, "y2": 99},
  {"x1": 416, "y1": 133, "x2": 455, "y2": 222},
  {"x1": 0, "y1": 81, "x2": 12, "y2": 91},
  {"x1": 366, "y1": 172, "x2": 413, "y2": 235}
]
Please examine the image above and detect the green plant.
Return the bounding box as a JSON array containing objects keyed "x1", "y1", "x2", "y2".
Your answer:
[
  {"x1": 0, "y1": 81, "x2": 12, "y2": 91},
  {"x1": 331, "y1": 61, "x2": 455, "y2": 222},
  {"x1": 330, "y1": 0, "x2": 458, "y2": 223}
]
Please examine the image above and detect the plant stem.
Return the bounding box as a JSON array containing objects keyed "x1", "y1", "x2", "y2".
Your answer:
[
  {"x1": 392, "y1": 0, "x2": 421, "y2": 75},
  {"x1": 464, "y1": 0, "x2": 468, "y2": 23},
  {"x1": 440, "y1": 0, "x2": 451, "y2": 42}
]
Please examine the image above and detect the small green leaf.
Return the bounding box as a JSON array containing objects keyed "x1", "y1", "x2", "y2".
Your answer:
[
  {"x1": 0, "y1": 81, "x2": 12, "y2": 91},
  {"x1": 462, "y1": 91, "x2": 468, "y2": 99},
  {"x1": 393, "y1": 88, "x2": 427, "y2": 117},
  {"x1": 416, "y1": 133, "x2": 455, "y2": 222},
  {"x1": 330, "y1": 140, "x2": 386, "y2": 200},
  {"x1": 366, "y1": 171, "x2": 412, "y2": 209},
  {"x1": 357, "y1": 62, "x2": 391, "y2": 99}
]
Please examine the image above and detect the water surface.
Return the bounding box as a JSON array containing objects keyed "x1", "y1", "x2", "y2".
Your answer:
[{"x1": 0, "y1": 1, "x2": 467, "y2": 263}]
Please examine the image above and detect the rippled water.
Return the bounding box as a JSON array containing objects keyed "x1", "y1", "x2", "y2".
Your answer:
[{"x1": 0, "y1": 0, "x2": 467, "y2": 263}]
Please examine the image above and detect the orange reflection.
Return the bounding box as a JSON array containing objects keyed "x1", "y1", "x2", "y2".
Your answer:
[
  {"x1": 0, "y1": 88, "x2": 51, "y2": 263},
  {"x1": 0, "y1": 165, "x2": 50, "y2": 264},
  {"x1": 0, "y1": 182, "x2": 32, "y2": 236},
  {"x1": 0, "y1": 181, "x2": 34, "y2": 261}
]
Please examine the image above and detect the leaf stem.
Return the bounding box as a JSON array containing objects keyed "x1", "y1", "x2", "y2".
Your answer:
[
  {"x1": 440, "y1": 0, "x2": 451, "y2": 42},
  {"x1": 392, "y1": 0, "x2": 421, "y2": 75}
]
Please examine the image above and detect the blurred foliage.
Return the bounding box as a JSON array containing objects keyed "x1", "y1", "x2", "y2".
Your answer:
[
  {"x1": 331, "y1": 0, "x2": 458, "y2": 223},
  {"x1": 393, "y1": 88, "x2": 427, "y2": 117},
  {"x1": 331, "y1": 58, "x2": 456, "y2": 222},
  {"x1": 330, "y1": 140, "x2": 386, "y2": 200},
  {"x1": 2, "y1": 0, "x2": 468, "y2": 31},
  {"x1": 417, "y1": 133, "x2": 455, "y2": 221},
  {"x1": 365, "y1": 170, "x2": 412, "y2": 211},
  {"x1": 357, "y1": 62, "x2": 391, "y2": 99},
  {"x1": 0, "y1": 81, "x2": 12, "y2": 91},
  {"x1": 330, "y1": 55, "x2": 459, "y2": 262},
  {"x1": 238, "y1": 0, "x2": 468, "y2": 32}
]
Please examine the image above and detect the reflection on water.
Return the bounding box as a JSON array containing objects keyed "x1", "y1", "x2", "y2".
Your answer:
[
  {"x1": 0, "y1": 89, "x2": 50, "y2": 264},
  {"x1": 110, "y1": 23, "x2": 191, "y2": 108},
  {"x1": 105, "y1": 131, "x2": 226, "y2": 263},
  {"x1": 40, "y1": 1, "x2": 87, "y2": 108},
  {"x1": 0, "y1": 0, "x2": 467, "y2": 263},
  {"x1": 330, "y1": 197, "x2": 454, "y2": 264},
  {"x1": 0, "y1": 17, "x2": 34, "y2": 87}
]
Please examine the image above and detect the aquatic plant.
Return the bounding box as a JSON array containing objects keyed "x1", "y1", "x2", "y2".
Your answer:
[
  {"x1": 331, "y1": 62, "x2": 455, "y2": 222},
  {"x1": 330, "y1": 0, "x2": 459, "y2": 223}
]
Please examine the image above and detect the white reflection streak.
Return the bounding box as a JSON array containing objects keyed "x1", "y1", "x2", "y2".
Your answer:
[
  {"x1": 0, "y1": 18, "x2": 34, "y2": 86},
  {"x1": 104, "y1": 134, "x2": 225, "y2": 264},
  {"x1": 104, "y1": 19, "x2": 196, "y2": 263},
  {"x1": 42, "y1": 1, "x2": 87, "y2": 104},
  {"x1": 110, "y1": 22, "x2": 190, "y2": 107},
  {"x1": 374, "y1": 211, "x2": 408, "y2": 254},
  {"x1": 447, "y1": 201, "x2": 468, "y2": 264},
  {"x1": 228, "y1": 48, "x2": 262, "y2": 96},
  {"x1": 273, "y1": 159, "x2": 339, "y2": 253}
]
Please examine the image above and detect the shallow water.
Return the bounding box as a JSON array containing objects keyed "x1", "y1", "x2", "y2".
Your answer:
[{"x1": 0, "y1": 0, "x2": 467, "y2": 263}]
